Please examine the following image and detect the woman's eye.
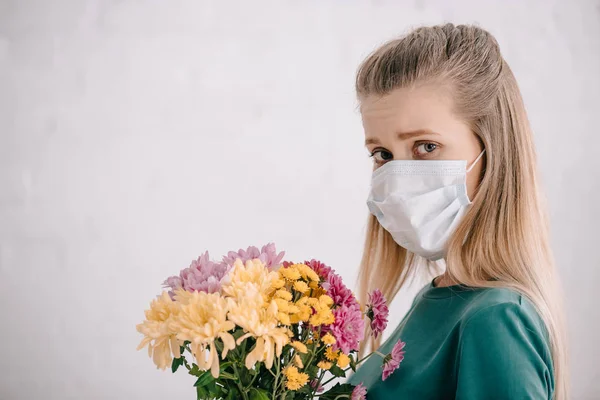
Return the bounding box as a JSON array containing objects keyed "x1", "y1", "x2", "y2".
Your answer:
[
  {"x1": 370, "y1": 149, "x2": 393, "y2": 164},
  {"x1": 415, "y1": 142, "x2": 439, "y2": 157}
]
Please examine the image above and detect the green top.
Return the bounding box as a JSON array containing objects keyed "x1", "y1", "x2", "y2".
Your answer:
[{"x1": 348, "y1": 279, "x2": 554, "y2": 399}]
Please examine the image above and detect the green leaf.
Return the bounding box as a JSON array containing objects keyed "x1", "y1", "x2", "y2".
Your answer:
[
  {"x1": 304, "y1": 365, "x2": 319, "y2": 379},
  {"x1": 190, "y1": 364, "x2": 202, "y2": 377},
  {"x1": 318, "y1": 383, "x2": 356, "y2": 400},
  {"x1": 350, "y1": 354, "x2": 357, "y2": 372},
  {"x1": 328, "y1": 364, "x2": 346, "y2": 378},
  {"x1": 248, "y1": 388, "x2": 270, "y2": 400},
  {"x1": 194, "y1": 370, "x2": 216, "y2": 388},
  {"x1": 195, "y1": 385, "x2": 210, "y2": 400},
  {"x1": 171, "y1": 356, "x2": 184, "y2": 373}
]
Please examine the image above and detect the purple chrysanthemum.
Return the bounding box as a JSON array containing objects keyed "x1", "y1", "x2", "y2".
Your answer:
[
  {"x1": 382, "y1": 340, "x2": 406, "y2": 381},
  {"x1": 163, "y1": 251, "x2": 230, "y2": 295},
  {"x1": 367, "y1": 289, "x2": 389, "y2": 339},
  {"x1": 222, "y1": 242, "x2": 285, "y2": 270},
  {"x1": 351, "y1": 383, "x2": 367, "y2": 400}
]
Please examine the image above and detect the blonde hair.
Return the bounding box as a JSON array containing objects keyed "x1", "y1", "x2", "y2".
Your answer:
[{"x1": 356, "y1": 23, "x2": 568, "y2": 399}]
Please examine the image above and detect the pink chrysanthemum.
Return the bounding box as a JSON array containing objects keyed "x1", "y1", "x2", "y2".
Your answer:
[
  {"x1": 351, "y1": 383, "x2": 367, "y2": 400},
  {"x1": 326, "y1": 272, "x2": 357, "y2": 308},
  {"x1": 382, "y1": 340, "x2": 406, "y2": 381},
  {"x1": 367, "y1": 289, "x2": 389, "y2": 338},
  {"x1": 221, "y1": 243, "x2": 285, "y2": 270},
  {"x1": 327, "y1": 303, "x2": 365, "y2": 354},
  {"x1": 163, "y1": 251, "x2": 229, "y2": 295}
]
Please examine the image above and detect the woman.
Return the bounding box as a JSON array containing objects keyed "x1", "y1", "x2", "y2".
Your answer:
[{"x1": 347, "y1": 24, "x2": 568, "y2": 399}]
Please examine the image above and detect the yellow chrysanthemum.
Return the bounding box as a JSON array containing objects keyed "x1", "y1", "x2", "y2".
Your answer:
[
  {"x1": 228, "y1": 290, "x2": 290, "y2": 370},
  {"x1": 136, "y1": 292, "x2": 182, "y2": 370},
  {"x1": 309, "y1": 295, "x2": 335, "y2": 326},
  {"x1": 293, "y1": 354, "x2": 304, "y2": 368},
  {"x1": 290, "y1": 296, "x2": 313, "y2": 324},
  {"x1": 280, "y1": 266, "x2": 301, "y2": 281},
  {"x1": 170, "y1": 290, "x2": 235, "y2": 378},
  {"x1": 321, "y1": 333, "x2": 336, "y2": 345},
  {"x1": 325, "y1": 346, "x2": 339, "y2": 361},
  {"x1": 337, "y1": 353, "x2": 350, "y2": 368},
  {"x1": 277, "y1": 312, "x2": 291, "y2": 325},
  {"x1": 274, "y1": 298, "x2": 291, "y2": 312},
  {"x1": 317, "y1": 360, "x2": 333, "y2": 370},
  {"x1": 271, "y1": 278, "x2": 286, "y2": 290},
  {"x1": 293, "y1": 280, "x2": 310, "y2": 294},
  {"x1": 222, "y1": 259, "x2": 279, "y2": 302},
  {"x1": 290, "y1": 340, "x2": 308, "y2": 354},
  {"x1": 283, "y1": 366, "x2": 309, "y2": 390},
  {"x1": 274, "y1": 289, "x2": 293, "y2": 301},
  {"x1": 294, "y1": 263, "x2": 320, "y2": 282}
]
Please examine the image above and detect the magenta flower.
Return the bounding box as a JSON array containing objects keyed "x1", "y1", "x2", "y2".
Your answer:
[
  {"x1": 163, "y1": 251, "x2": 230, "y2": 296},
  {"x1": 326, "y1": 303, "x2": 365, "y2": 354},
  {"x1": 367, "y1": 289, "x2": 389, "y2": 338},
  {"x1": 382, "y1": 340, "x2": 406, "y2": 381},
  {"x1": 326, "y1": 273, "x2": 357, "y2": 308},
  {"x1": 221, "y1": 242, "x2": 285, "y2": 270},
  {"x1": 351, "y1": 383, "x2": 367, "y2": 400}
]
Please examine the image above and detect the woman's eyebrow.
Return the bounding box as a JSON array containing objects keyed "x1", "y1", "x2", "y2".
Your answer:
[
  {"x1": 396, "y1": 129, "x2": 441, "y2": 140},
  {"x1": 365, "y1": 130, "x2": 441, "y2": 146}
]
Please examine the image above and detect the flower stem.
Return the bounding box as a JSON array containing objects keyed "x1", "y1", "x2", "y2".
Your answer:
[
  {"x1": 271, "y1": 355, "x2": 281, "y2": 400},
  {"x1": 232, "y1": 363, "x2": 250, "y2": 400}
]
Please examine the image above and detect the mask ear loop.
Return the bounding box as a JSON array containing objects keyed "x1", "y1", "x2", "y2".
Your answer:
[{"x1": 466, "y1": 149, "x2": 486, "y2": 173}]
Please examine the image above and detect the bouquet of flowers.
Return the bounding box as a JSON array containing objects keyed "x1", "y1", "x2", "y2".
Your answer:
[{"x1": 136, "y1": 243, "x2": 404, "y2": 400}]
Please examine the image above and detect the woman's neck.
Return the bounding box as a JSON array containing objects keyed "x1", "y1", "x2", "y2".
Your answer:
[{"x1": 433, "y1": 273, "x2": 461, "y2": 288}]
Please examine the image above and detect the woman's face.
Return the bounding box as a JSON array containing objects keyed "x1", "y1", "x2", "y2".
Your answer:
[{"x1": 361, "y1": 84, "x2": 485, "y2": 200}]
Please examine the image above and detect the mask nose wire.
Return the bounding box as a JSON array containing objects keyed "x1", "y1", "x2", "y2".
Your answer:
[{"x1": 466, "y1": 149, "x2": 486, "y2": 173}]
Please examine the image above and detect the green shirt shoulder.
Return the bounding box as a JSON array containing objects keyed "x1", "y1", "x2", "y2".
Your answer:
[{"x1": 349, "y1": 282, "x2": 554, "y2": 399}]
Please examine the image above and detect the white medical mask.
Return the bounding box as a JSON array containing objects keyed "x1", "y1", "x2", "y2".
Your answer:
[{"x1": 366, "y1": 150, "x2": 485, "y2": 260}]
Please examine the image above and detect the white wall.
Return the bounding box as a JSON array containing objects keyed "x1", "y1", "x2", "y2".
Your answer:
[{"x1": 1, "y1": 0, "x2": 598, "y2": 399}]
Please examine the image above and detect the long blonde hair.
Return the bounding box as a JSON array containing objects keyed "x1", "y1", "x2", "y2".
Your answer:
[{"x1": 356, "y1": 23, "x2": 568, "y2": 399}]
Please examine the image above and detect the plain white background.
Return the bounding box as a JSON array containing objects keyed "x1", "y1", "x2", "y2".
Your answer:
[{"x1": 1, "y1": 0, "x2": 599, "y2": 399}]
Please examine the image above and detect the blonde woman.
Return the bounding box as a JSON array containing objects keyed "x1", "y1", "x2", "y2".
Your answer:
[{"x1": 348, "y1": 24, "x2": 567, "y2": 399}]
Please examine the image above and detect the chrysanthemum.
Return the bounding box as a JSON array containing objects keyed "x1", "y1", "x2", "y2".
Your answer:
[
  {"x1": 326, "y1": 272, "x2": 357, "y2": 308},
  {"x1": 221, "y1": 258, "x2": 279, "y2": 302},
  {"x1": 352, "y1": 383, "x2": 367, "y2": 400},
  {"x1": 293, "y1": 354, "x2": 304, "y2": 368},
  {"x1": 162, "y1": 251, "x2": 230, "y2": 296},
  {"x1": 317, "y1": 360, "x2": 333, "y2": 370},
  {"x1": 325, "y1": 346, "x2": 339, "y2": 361},
  {"x1": 303, "y1": 259, "x2": 333, "y2": 282},
  {"x1": 367, "y1": 289, "x2": 389, "y2": 338},
  {"x1": 309, "y1": 295, "x2": 335, "y2": 326},
  {"x1": 327, "y1": 303, "x2": 365, "y2": 354},
  {"x1": 136, "y1": 292, "x2": 182, "y2": 370},
  {"x1": 290, "y1": 341, "x2": 308, "y2": 354},
  {"x1": 227, "y1": 290, "x2": 290, "y2": 370},
  {"x1": 170, "y1": 290, "x2": 235, "y2": 378},
  {"x1": 221, "y1": 243, "x2": 285, "y2": 270},
  {"x1": 382, "y1": 340, "x2": 406, "y2": 381},
  {"x1": 283, "y1": 366, "x2": 309, "y2": 390},
  {"x1": 337, "y1": 353, "x2": 350, "y2": 368}
]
